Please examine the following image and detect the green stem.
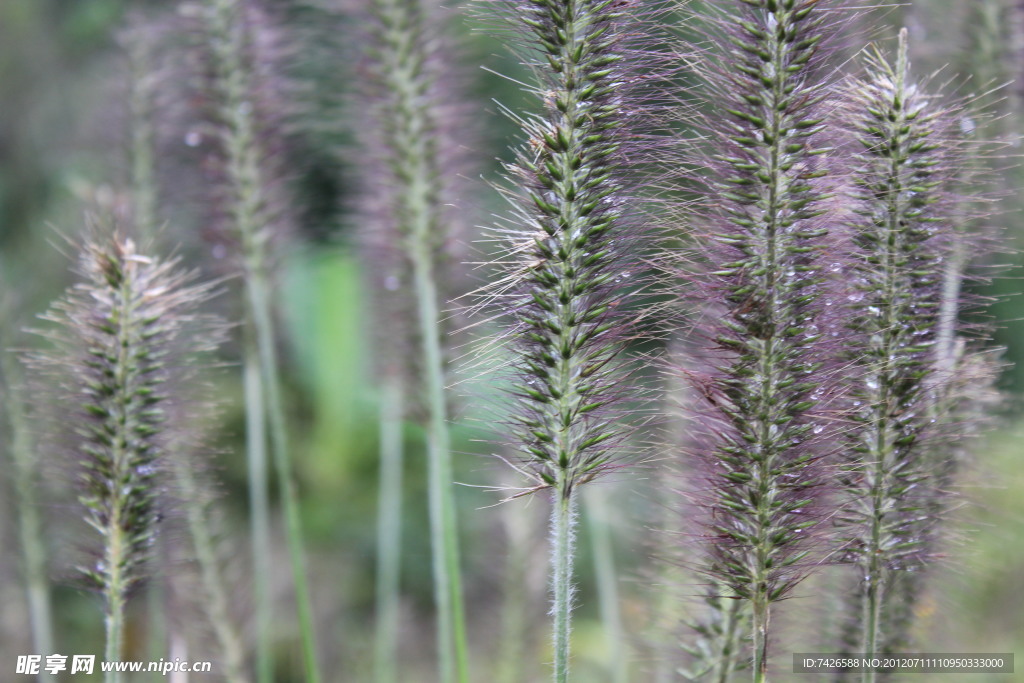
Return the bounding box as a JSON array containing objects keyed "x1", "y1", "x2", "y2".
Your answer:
[
  {"x1": 552, "y1": 488, "x2": 576, "y2": 683},
  {"x1": 127, "y1": 27, "x2": 157, "y2": 241},
  {"x1": 174, "y1": 453, "x2": 250, "y2": 683},
  {"x1": 374, "y1": 377, "x2": 405, "y2": 683},
  {"x1": 375, "y1": 0, "x2": 470, "y2": 672},
  {"x1": 584, "y1": 487, "x2": 627, "y2": 683},
  {"x1": 248, "y1": 268, "x2": 322, "y2": 683},
  {"x1": 104, "y1": 524, "x2": 127, "y2": 683},
  {"x1": 410, "y1": 231, "x2": 469, "y2": 683},
  {"x1": 244, "y1": 337, "x2": 273, "y2": 683},
  {"x1": 147, "y1": 536, "x2": 168, "y2": 682},
  {"x1": 203, "y1": 0, "x2": 321, "y2": 677},
  {"x1": 751, "y1": 595, "x2": 769, "y2": 683},
  {"x1": 862, "y1": 564, "x2": 882, "y2": 683},
  {"x1": 6, "y1": 375, "x2": 56, "y2": 683}
]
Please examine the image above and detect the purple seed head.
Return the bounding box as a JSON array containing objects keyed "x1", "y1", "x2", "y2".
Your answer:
[
  {"x1": 353, "y1": 0, "x2": 478, "y2": 403},
  {"x1": 673, "y1": 0, "x2": 851, "y2": 607}
]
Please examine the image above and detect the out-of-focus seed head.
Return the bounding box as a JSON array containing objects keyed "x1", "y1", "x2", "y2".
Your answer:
[{"x1": 28, "y1": 231, "x2": 221, "y2": 597}]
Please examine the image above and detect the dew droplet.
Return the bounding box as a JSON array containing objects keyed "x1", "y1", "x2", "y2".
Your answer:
[
  {"x1": 385, "y1": 275, "x2": 400, "y2": 291},
  {"x1": 185, "y1": 130, "x2": 203, "y2": 147}
]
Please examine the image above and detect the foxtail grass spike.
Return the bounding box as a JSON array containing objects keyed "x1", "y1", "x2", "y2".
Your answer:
[
  {"x1": 29, "y1": 236, "x2": 217, "y2": 683},
  {"x1": 197, "y1": 1, "x2": 321, "y2": 680},
  {"x1": 834, "y1": 32, "x2": 960, "y2": 679},
  {"x1": 481, "y1": 0, "x2": 660, "y2": 677},
  {"x1": 681, "y1": 2, "x2": 844, "y2": 679},
  {"x1": 356, "y1": 0, "x2": 475, "y2": 676}
]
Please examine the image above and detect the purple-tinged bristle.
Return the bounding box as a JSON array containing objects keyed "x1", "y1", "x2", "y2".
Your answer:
[{"x1": 669, "y1": 0, "x2": 852, "y2": 676}]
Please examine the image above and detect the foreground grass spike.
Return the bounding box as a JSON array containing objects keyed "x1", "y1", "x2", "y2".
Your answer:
[
  {"x1": 488, "y1": 0, "x2": 654, "y2": 677},
  {"x1": 686, "y1": 1, "x2": 840, "y2": 679},
  {"x1": 33, "y1": 236, "x2": 215, "y2": 683},
  {"x1": 358, "y1": 0, "x2": 472, "y2": 677},
  {"x1": 836, "y1": 33, "x2": 957, "y2": 679},
  {"x1": 198, "y1": 1, "x2": 320, "y2": 680}
]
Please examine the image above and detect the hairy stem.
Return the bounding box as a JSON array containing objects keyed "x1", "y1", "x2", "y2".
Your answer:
[
  {"x1": 105, "y1": 567, "x2": 126, "y2": 683},
  {"x1": 374, "y1": 377, "x2": 405, "y2": 683},
  {"x1": 751, "y1": 594, "x2": 769, "y2": 683},
  {"x1": 552, "y1": 489, "x2": 577, "y2": 683}
]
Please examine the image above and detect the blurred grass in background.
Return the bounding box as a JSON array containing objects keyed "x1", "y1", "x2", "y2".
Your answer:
[{"x1": 0, "y1": 0, "x2": 1022, "y2": 681}]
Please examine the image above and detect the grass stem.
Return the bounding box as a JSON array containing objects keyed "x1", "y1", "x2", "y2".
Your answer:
[
  {"x1": 751, "y1": 595, "x2": 769, "y2": 683},
  {"x1": 202, "y1": 1, "x2": 322, "y2": 678},
  {"x1": 584, "y1": 487, "x2": 627, "y2": 683},
  {"x1": 173, "y1": 452, "x2": 250, "y2": 683},
  {"x1": 248, "y1": 267, "x2": 322, "y2": 683},
  {"x1": 374, "y1": 377, "x2": 405, "y2": 683},
  {"x1": 105, "y1": 567, "x2": 126, "y2": 683},
  {"x1": 243, "y1": 336, "x2": 273, "y2": 683},
  {"x1": 4, "y1": 362, "x2": 56, "y2": 683},
  {"x1": 366, "y1": 0, "x2": 470, "y2": 673},
  {"x1": 411, "y1": 231, "x2": 469, "y2": 683},
  {"x1": 551, "y1": 488, "x2": 576, "y2": 683}
]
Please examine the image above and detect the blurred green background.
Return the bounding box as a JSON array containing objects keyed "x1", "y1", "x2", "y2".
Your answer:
[{"x1": 0, "y1": 0, "x2": 1022, "y2": 681}]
